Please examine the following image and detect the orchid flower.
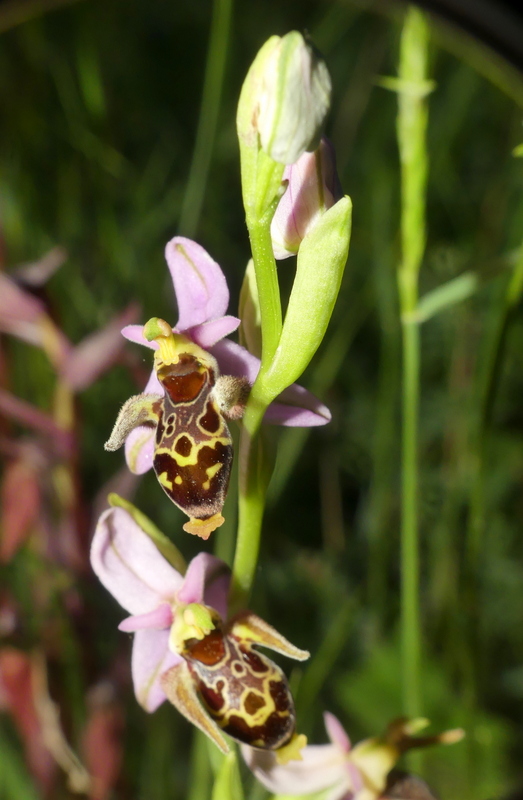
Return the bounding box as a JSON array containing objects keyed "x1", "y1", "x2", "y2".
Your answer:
[
  {"x1": 119, "y1": 237, "x2": 331, "y2": 470},
  {"x1": 242, "y1": 712, "x2": 464, "y2": 800},
  {"x1": 106, "y1": 237, "x2": 331, "y2": 537},
  {"x1": 91, "y1": 504, "x2": 309, "y2": 756}
]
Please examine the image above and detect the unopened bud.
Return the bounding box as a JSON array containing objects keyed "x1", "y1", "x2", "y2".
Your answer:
[
  {"x1": 271, "y1": 137, "x2": 342, "y2": 259},
  {"x1": 238, "y1": 32, "x2": 331, "y2": 166}
]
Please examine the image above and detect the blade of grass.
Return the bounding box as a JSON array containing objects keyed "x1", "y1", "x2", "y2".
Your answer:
[{"x1": 178, "y1": 0, "x2": 233, "y2": 238}]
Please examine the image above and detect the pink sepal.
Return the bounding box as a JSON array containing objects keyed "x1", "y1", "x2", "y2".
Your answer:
[
  {"x1": 131, "y1": 628, "x2": 182, "y2": 712},
  {"x1": 240, "y1": 743, "x2": 348, "y2": 796},
  {"x1": 165, "y1": 237, "x2": 229, "y2": 329},
  {"x1": 177, "y1": 553, "x2": 230, "y2": 619},
  {"x1": 187, "y1": 316, "x2": 240, "y2": 348},
  {"x1": 90, "y1": 508, "x2": 183, "y2": 615},
  {"x1": 324, "y1": 711, "x2": 351, "y2": 753}
]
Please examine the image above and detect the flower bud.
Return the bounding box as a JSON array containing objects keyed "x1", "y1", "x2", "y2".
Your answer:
[
  {"x1": 270, "y1": 137, "x2": 342, "y2": 259},
  {"x1": 238, "y1": 32, "x2": 331, "y2": 166}
]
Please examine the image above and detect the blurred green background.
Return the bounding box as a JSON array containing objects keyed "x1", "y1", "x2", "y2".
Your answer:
[{"x1": 2, "y1": 0, "x2": 523, "y2": 798}]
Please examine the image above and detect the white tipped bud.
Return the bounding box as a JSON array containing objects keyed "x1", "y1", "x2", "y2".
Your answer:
[{"x1": 238, "y1": 32, "x2": 331, "y2": 166}]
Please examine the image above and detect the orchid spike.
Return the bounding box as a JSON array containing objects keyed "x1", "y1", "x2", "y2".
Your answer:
[
  {"x1": 241, "y1": 712, "x2": 464, "y2": 799},
  {"x1": 90, "y1": 505, "x2": 309, "y2": 754}
]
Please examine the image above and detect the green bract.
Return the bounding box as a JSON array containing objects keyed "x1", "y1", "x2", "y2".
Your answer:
[{"x1": 260, "y1": 196, "x2": 352, "y2": 400}]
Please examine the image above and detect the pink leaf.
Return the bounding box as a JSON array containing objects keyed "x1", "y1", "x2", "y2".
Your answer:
[
  {"x1": 0, "y1": 457, "x2": 41, "y2": 563},
  {"x1": 61, "y1": 303, "x2": 140, "y2": 391}
]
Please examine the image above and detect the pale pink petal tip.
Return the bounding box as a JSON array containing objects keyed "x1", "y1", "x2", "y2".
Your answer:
[
  {"x1": 121, "y1": 324, "x2": 157, "y2": 350},
  {"x1": 124, "y1": 427, "x2": 155, "y2": 475},
  {"x1": 177, "y1": 553, "x2": 230, "y2": 615},
  {"x1": 188, "y1": 316, "x2": 241, "y2": 348},
  {"x1": 132, "y1": 628, "x2": 182, "y2": 712},
  {"x1": 118, "y1": 603, "x2": 173, "y2": 632},
  {"x1": 90, "y1": 507, "x2": 183, "y2": 616},
  {"x1": 165, "y1": 237, "x2": 229, "y2": 330},
  {"x1": 324, "y1": 712, "x2": 351, "y2": 753}
]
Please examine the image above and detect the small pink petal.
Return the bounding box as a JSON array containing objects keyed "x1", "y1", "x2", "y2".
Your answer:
[
  {"x1": 131, "y1": 628, "x2": 182, "y2": 712},
  {"x1": 346, "y1": 762, "x2": 363, "y2": 794},
  {"x1": 210, "y1": 339, "x2": 261, "y2": 383},
  {"x1": 118, "y1": 603, "x2": 173, "y2": 632},
  {"x1": 203, "y1": 564, "x2": 230, "y2": 621},
  {"x1": 90, "y1": 508, "x2": 183, "y2": 615},
  {"x1": 187, "y1": 316, "x2": 241, "y2": 348},
  {"x1": 61, "y1": 303, "x2": 140, "y2": 391},
  {"x1": 143, "y1": 370, "x2": 163, "y2": 395},
  {"x1": 211, "y1": 340, "x2": 331, "y2": 427},
  {"x1": 177, "y1": 553, "x2": 229, "y2": 614},
  {"x1": 276, "y1": 382, "x2": 332, "y2": 422},
  {"x1": 124, "y1": 427, "x2": 155, "y2": 475},
  {"x1": 121, "y1": 324, "x2": 157, "y2": 350},
  {"x1": 165, "y1": 237, "x2": 229, "y2": 329},
  {"x1": 324, "y1": 712, "x2": 351, "y2": 753},
  {"x1": 264, "y1": 402, "x2": 330, "y2": 426},
  {"x1": 241, "y1": 743, "x2": 349, "y2": 796}
]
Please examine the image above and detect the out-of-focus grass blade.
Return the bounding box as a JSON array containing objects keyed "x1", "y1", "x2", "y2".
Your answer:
[
  {"x1": 412, "y1": 272, "x2": 478, "y2": 323},
  {"x1": 295, "y1": 595, "x2": 355, "y2": 720},
  {"x1": 0, "y1": 724, "x2": 40, "y2": 800}
]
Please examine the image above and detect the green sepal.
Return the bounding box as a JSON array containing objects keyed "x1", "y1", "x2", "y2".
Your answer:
[
  {"x1": 211, "y1": 750, "x2": 244, "y2": 800},
  {"x1": 108, "y1": 493, "x2": 186, "y2": 574},
  {"x1": 260, "y1": 195, "x2": 352, "y2": 401}
]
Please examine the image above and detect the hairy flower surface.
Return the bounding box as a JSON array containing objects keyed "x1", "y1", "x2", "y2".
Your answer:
[
  {"x1": 271, "y1": 138, "x2": 342, "y2": 260},
  {"x1": 91, "y1": 506, "x2": 309, "y2": 755},
  {"x1": 117, "y1": 236, "x2": 331, "y2": 480},
  {"x1": 242, "y1": 712, "x2": 464, "y2": 799}
]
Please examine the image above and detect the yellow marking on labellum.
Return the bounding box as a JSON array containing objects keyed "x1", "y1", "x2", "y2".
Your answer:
[
  {"x1": 157, "y1": 436, "x2": 230, "y2": 468},
  {"x1": 202, "y1": 463, "x2": 223, "y2": 491},
  {"x1": 174, "y1": 475, "x2": 183, "y2": 485},
  {"x1": 158, "y1": 471, "x2": 173, "y2": 491},
  {"x1": 183, "y1": 513, "x2": 225, "y2": 540},
  {"x1": 276, "y1": 733, "x2": 308, "y2": 765},
  {"x1": 240, "y1": 686, "x2": 275, "y2": 726}
]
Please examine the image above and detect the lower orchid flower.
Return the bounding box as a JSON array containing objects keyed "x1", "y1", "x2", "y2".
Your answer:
[
  {"x1": 105, "y1": 237, "x2": 331, "y2": 538},
  {"x1": 242, "y1": 712, "x2": 464, "y2": 800},
  {"x1": 91, "y1": 503, "x2": 310, "y2": 757}
]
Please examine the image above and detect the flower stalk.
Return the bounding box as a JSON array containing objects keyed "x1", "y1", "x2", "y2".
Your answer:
[{"x1": 395, "y1": 7, "x2": 431, "y2": 724}]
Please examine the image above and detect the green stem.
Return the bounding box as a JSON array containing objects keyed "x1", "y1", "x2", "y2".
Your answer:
[
  {"x1": 395, "y1": 6, "x2": 430, "y2": 723},
  {"x1": 229, "y1": 148, "x2": 284, "y2": 610},
  {"x1": 178, "y1": 0, "x2": 233, "y2": 237},
  {"x1": 246, "y1": 214, "x2": 282, "y2": 369},
  {"x1": 400, "y1": 318, "x2": 421, "y2": 718},
  {"x1": 229, "y1": 395, "x2": 268, "y2": 612}
]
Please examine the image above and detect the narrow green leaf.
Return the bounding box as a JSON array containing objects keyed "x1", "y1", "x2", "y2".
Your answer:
[
  {"x1": 261, "y1": 196, "x2": 352, "y2": 400},
  {"x1": 412, "y1": 272, "x2": 477, "y2": 323},
  {"x1": 0, "y1": 725, "x2": 40, "y2": 800},
  {"x1": 211, "y1": 750, "x2": 244, "y2": 800}
]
